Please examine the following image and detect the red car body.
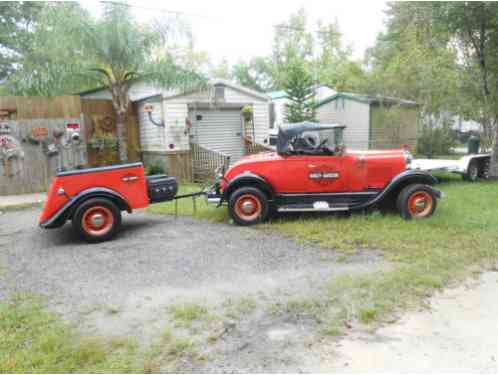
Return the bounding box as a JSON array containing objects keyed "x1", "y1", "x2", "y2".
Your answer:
[
  {"x1": 209, "y1": 122, "x2": 442, "y2": 225},
  {"x1": 220, "y1": 149, "x2": 407, "y2": 194}
]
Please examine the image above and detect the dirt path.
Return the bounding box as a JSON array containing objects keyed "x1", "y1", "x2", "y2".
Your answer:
[
  {"x1": 0, "y1": 207, "x2": 385, "y2": 372},
  {"x1": 322, "y1": 271, "x2": 498, "y2": 373}
]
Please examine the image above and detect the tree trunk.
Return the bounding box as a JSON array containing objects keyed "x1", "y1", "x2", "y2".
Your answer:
[
  {"x1": 116, "y1": 111, "x2": 127, "y2": 163},
  {"x1": 109, "y1": 82, "x2": 130, "y2": 163}
]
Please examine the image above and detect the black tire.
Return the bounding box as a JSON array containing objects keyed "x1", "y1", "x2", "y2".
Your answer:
[
  {"x1": 72, "y1": 198, "x2": 121, "y2": 242},
  {"x1": 479, "y1": 158, "x2": 491, "y2": 180},
  {"x1": 463, "y1": 160, "x2": 479, "y2": 182},
  {"x1": 396, "y1": 184, "x2": 437, "y2": 220},
  {"x1": 228, "y1": 187, "x2": 269, "y2": 226}
]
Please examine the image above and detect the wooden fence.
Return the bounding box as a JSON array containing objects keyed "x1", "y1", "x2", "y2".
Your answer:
[
  {"x1": 190, "y1": 142, "x2": 230, "y2": 182},
  {"x1": 0, "y1": 96, "x2": 141, "y2": 195},
  {"x1": 81, "y1": 99, "x2": 140, "y2": 166}
]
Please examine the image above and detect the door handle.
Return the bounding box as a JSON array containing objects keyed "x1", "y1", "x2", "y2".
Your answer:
[
  {"x1": 122, "y1": 175, "x2": 138, "y2": 182},
  {"x1": 308, "y1": 164, "x2": 317, "y2": 168}
]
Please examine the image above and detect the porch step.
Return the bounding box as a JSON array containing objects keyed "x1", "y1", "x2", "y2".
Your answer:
[{"x1": 277, "y1": 202, "x2": 350, "y2": 212}]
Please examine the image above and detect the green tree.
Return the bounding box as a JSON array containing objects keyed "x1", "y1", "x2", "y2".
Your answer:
[
  {"x1": 429, "y1": 1, "x2": 498, "y2": 175},
  {"x1": 231, "y1": 57, "x2": 275, "y2": 92},
  {"x1": 364, "y1": 2, "x2": 460, "y2": 155},
  {"x1": 283, "y1": 62, "x2": 316, "y2": 123},
  {"x1": 0, "y1": 1, "x2": 44, "y2": 81}
]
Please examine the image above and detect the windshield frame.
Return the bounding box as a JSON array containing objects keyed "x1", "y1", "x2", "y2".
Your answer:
[{"x1": 277, "y1": 122, "x2": 346, "y2": 156}]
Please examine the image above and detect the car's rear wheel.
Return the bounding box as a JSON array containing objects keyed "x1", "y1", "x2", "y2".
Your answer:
[
  {"x1": 72, "y1": 198, "x2": 121, "y2": 242},
  {"x1": 229, "y1": 187, "x2": 269, "y2": 226},
  {"x1": 397, "y1": 184, "x2": 437, "y2": 220}
]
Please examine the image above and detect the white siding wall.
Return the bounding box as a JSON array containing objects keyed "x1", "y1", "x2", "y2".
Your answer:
[
  {"x1": 272, "y1": 97, "x2": 289, "y2": 129},
  {"x1": 121, "y1": 82, "x2": 270, "y2": 153},
  {"x1": 316, "y1": 98, "x2": 370, "y2": 150},
  {"x1": 223, "y1": 86, "x2": 270, "y2": 144},
  {"x1": 137, "y1": 99, "x2": 166, "y2": 151}
]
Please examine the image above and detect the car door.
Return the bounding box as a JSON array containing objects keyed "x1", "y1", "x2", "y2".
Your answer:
[
  {"x1": 265, "y1": 154, "x2": 311, "y2": 193},
  {"x1": 305, "y1": 154, "x2": 349, "y2": 193}
]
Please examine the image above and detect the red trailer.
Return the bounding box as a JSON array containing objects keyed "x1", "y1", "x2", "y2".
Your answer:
[{"x1": 39, "y1": 163, "x2": 179, "y2": 242}]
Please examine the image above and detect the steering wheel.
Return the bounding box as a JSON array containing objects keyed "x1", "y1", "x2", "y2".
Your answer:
[
  {"x1": 316, "y1": 138, "x2": 328, "y2": 149},
  {"x1": 302, "y1": 133, "x2": 319, "y2": 149}
]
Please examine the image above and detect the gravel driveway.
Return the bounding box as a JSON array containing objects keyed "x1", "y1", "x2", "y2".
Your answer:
[{"x1": 0, "y1": 207, "x2": 384, "y2": 372}]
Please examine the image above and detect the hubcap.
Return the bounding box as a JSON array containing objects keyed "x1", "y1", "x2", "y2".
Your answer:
[
  {"x1": 241, "y1": 200, "x2": 255, "y2": 214},
  {"x1": 408, "y1": 191, "x2": 433, "y2": 218},
  {"x1": 90, "y1": 213, "x2": 105, "y2": 228},
  {"x1": 82, "y1": 206, "x2": 114, "y2": 236},
  {"x1": 234, "y1": 194, "x2": 262, "y2": 221}
]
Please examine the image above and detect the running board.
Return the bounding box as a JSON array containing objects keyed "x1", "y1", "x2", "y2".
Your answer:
[{"x1": 277, "y1": 202, "x2": 350, "y2": 212}]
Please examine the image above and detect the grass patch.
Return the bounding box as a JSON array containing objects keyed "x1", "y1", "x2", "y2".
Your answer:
[
  {"x1": 149, "y1": 175, "x2": 498, "y2": 334},
  {"x1": 222, "y1": 296, "x2": 257, "y2": 320},
  {"x1": 0, "y1": 202, "x2": 43, "y2": 212},
  {"x1": 146, "y1": 183, "x2": 228, "y2": 222},
  {"x1": 267, "y1": 174, "x2": 498, "y2": 329},
  {"x1": 168, "y1": 302, "x2": 217, "y2": 329},
  {"x1": 143, "y1": 329, "x2": 200, "y2": 373},
  {"x1": 0, "y1": 295, "x2": 140, "y2": 373}
]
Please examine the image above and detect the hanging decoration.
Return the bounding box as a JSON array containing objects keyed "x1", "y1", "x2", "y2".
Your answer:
[
  {"x1": 143, "y1": 104, "x2": 165, "y2": 128},
  {"x1": 0, "y1": 122, "x2": 25, "y2": 177}
]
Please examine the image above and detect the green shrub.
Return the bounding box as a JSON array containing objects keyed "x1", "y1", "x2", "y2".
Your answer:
[{"x1": 145, "y1": 161, "x2": 165, "y2": 176}]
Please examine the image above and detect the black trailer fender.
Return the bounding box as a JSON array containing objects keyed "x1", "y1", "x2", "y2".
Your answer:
[
  {"x1": 221, "y1": 173, "x2": 274, "y2": 205},
  {"x1": 353, "y1": 170, "x2": 441, "y2": 210},
  {"x1": 40, "y1": 187, "x2": 131, "y2": 229}
]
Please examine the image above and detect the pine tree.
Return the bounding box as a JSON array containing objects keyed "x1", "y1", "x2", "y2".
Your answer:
[{"x1": 283, "y1": 62, "x2": 316, "y2": 123}]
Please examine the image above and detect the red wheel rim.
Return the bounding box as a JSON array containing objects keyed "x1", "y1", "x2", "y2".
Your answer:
[
  {"x1": 408, "y1": 191, "x2": 433, "y2": 218},
  {"x1": 81, "y1": 206, "x2": 114, "y2": 236},
  {"x1": 234, "y1": 194, "x2": 262, "y2": 221}
]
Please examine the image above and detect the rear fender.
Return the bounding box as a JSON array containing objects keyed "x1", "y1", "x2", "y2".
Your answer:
[
  {"x1": 354, "y1": 170, "x2": 440, "y2": 210},
  {"x1": 222, "y1": 173, "x2": 274, "y2": 204},
  {"x1": 40, "y1": 188, "x2": 130, "y2": 229}
]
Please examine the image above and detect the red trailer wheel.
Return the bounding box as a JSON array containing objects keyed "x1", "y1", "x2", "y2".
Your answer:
[
  {"x1": 81, "y1": 206, "x2": 115, "y2": 236},
  {"x1": 73, "y1": 198, "x2": 121, "y2": 242}
]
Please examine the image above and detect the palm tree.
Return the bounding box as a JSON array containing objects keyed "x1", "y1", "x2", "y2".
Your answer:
[{"x1": 78, "y1": 4, "x2": 205, "y2": 161}]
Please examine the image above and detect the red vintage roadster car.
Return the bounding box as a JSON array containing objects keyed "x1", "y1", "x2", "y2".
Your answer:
[{"x1": 207, "y1": 122, "x2": 443, "y2": 225}]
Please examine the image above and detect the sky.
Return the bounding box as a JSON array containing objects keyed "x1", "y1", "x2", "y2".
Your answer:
[{"x1": 81, "y1": 0, "x2": 389, "y2": 65}]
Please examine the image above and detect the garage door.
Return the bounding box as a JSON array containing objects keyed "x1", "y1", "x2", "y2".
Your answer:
[{"x1": 190, "y1": 108, "x2": 244, "y2": 162}]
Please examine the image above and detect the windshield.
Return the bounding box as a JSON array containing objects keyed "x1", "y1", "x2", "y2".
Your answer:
[{"x1": 286, "y1": 127, "x2": 344, "y2": 155}]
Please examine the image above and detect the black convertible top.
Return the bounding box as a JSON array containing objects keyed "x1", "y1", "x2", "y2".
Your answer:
[{"x1": 277, "y1": 122, "x2": 345, "y2": 154}]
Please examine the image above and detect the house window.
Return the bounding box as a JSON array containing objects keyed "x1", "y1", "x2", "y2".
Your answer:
[{"x1": 214, "y1": 85, "x2": 225, "y2": 101}]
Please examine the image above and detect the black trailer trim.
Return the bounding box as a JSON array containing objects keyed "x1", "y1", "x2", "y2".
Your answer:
[{"x1": 57, "y1": 162, "x2": 143, "y2": 177}]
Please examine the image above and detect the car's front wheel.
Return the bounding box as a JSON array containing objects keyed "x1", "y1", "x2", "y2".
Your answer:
[
  {"x1": 397, "y1": 184, "x2": 437, "y2": 220},
  {"x1": 228, "y1": 187, "x2": 269, "y2": 226},
  {"x1": 72, "y1": 198, "x2": 121, "y2": 242}
]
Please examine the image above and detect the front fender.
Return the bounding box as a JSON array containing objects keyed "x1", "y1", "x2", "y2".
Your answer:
[
  {"x1": 353, "y1": 170, "x2": 439, "y2": 210},
  {"x1": 221, "y1": 173, "x2": 274, "y2": 204},
  {"x1": 39, "y1": 187, "x2": 130, "y2": 229}
]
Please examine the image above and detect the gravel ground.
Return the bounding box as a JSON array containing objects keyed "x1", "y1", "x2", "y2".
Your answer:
[
  {"x1": 0, "y1": 207, "x2": 385, "y2": 372},
  {"x1": 321, "y1": 271, "x2": 498, "y2": 373}
]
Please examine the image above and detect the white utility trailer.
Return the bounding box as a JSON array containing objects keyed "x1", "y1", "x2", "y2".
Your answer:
[{"x1": 410, "y1": 154, "x2": 491, "y2": 181}]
